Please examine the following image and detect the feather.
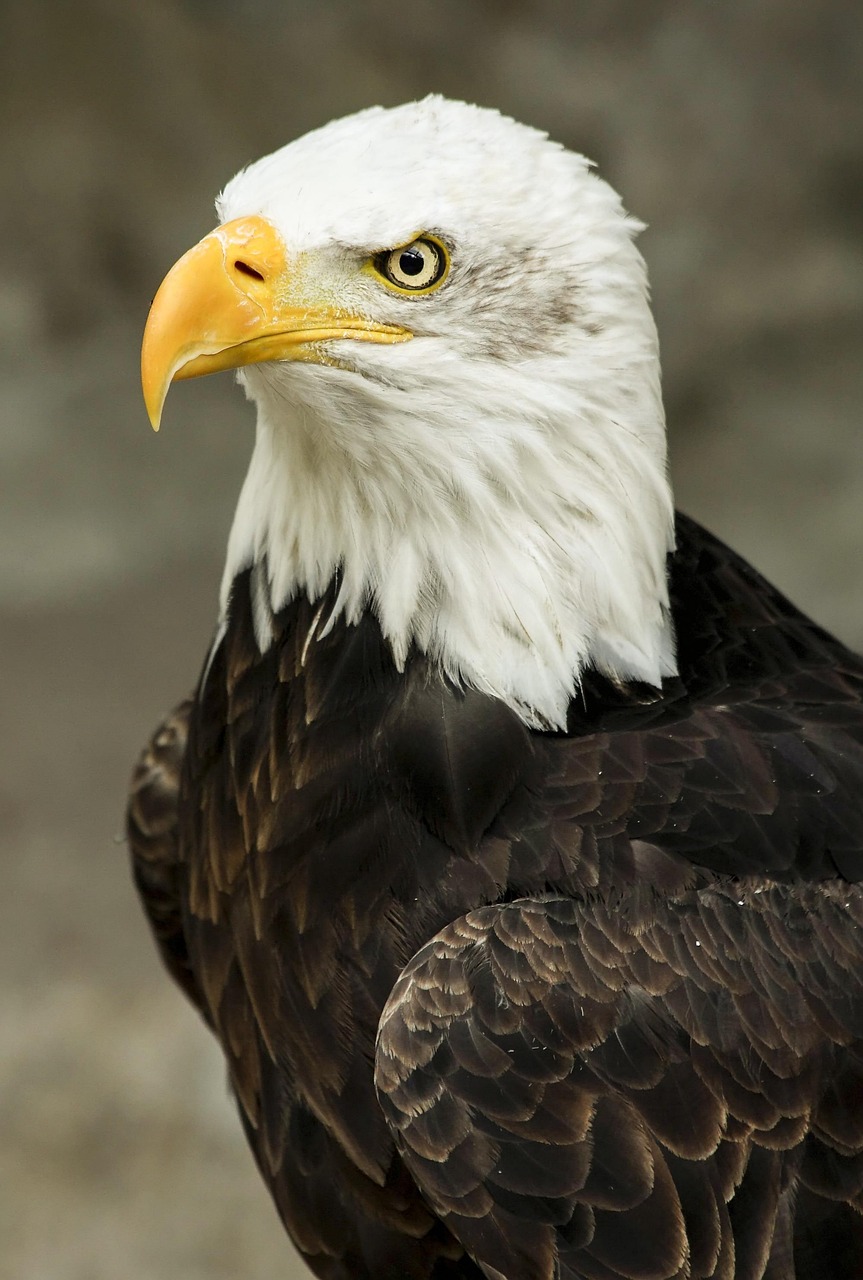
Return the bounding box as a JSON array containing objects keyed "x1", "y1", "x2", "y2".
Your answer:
[{"x1": 129, "y1": 99, "x2": 863, "y2": 1279}]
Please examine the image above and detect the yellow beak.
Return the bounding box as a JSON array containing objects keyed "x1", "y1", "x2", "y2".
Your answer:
[{"x1": 141, "y1": 215, "x2": 411, "y2": 430}]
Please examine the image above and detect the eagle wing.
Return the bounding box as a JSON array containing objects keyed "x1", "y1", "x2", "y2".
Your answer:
[
  {"x1": 376, "y1": 889, "x2": 863, "y2": 1280},
  {"x1": 125, "y1": 520, "x2": 863, "y2": 1279},
  {"x1": 126, "y1": 697, "x2": 205, "y2": 1014}
]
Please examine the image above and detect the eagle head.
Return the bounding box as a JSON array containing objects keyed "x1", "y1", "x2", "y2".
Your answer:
[{"x1": 142, "y1": 96, "x2": 675, "y2": 728}]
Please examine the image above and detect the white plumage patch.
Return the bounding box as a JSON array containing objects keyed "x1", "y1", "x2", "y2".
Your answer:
[{"x1": 217, "y1": 96, "x2": 676, "y2": 729}]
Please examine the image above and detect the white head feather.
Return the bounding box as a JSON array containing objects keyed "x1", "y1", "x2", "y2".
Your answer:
[{"x1": 215, "y1": 96, "x2": 676, "y2": 729}]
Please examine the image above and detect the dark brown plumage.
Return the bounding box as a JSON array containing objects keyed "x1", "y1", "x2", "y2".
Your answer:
[{"x1": 128, "y1": 514, "x2": 863, "y2": 1279}]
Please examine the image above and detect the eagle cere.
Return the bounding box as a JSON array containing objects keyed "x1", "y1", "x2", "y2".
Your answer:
[{"x1": 129, "y1": 97, "x2": 863, "y2": 1280}]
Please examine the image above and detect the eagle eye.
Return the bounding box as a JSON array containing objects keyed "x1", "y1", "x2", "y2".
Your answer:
[{"x1": 372, "y1": 236, "x2": 449, "y2": 295}]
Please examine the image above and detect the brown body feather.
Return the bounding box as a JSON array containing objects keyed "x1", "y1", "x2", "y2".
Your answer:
[{"x1": 128, "y1": 515, "x2": 863, "y2": 1279}]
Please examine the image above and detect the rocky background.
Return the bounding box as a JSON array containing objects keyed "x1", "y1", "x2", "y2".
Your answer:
[{"x1": 2, "y1": 2, "x2": 862, "y2": 1277}]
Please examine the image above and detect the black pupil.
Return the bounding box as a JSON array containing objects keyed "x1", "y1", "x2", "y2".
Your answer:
[{"x1": 398, "y1": 247, "x2": 426, "y2": 277}]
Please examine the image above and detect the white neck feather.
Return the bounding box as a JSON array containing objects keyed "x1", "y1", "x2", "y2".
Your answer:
[{"x1": 220, "y1": 320, "x2": 675, "y2": 730}]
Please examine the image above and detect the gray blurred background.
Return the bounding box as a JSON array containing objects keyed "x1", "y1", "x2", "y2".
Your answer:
[{"x1": 2, "y1": 2, "x2": 862, "y2": 1277}]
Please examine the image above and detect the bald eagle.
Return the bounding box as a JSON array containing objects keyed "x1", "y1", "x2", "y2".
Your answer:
[{"x1": 128, "y1": 98, "x2": 863, "y2": 1280}]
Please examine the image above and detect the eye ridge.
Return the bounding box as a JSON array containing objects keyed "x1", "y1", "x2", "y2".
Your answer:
[{"x1": 373, "y1": 235, "x2": 449, "y2": 294}]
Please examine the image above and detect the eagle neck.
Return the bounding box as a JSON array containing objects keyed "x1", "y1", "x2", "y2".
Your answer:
[{"x1": 220, "y1": 358, "x2": 676, "y2": 729}]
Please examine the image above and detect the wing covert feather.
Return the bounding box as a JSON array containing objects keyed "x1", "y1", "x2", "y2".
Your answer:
[
  {"x1": 376, "y1": 891, "x2": 863, "y2": 1280},
  {"x1": 126, "y1": 698, "x2": 203, "y2": 1011}
]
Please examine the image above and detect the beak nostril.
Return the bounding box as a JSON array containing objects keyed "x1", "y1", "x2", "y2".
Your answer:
[{"x1": 234, "y1": 259, "x2": 265, "y2": 282}]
